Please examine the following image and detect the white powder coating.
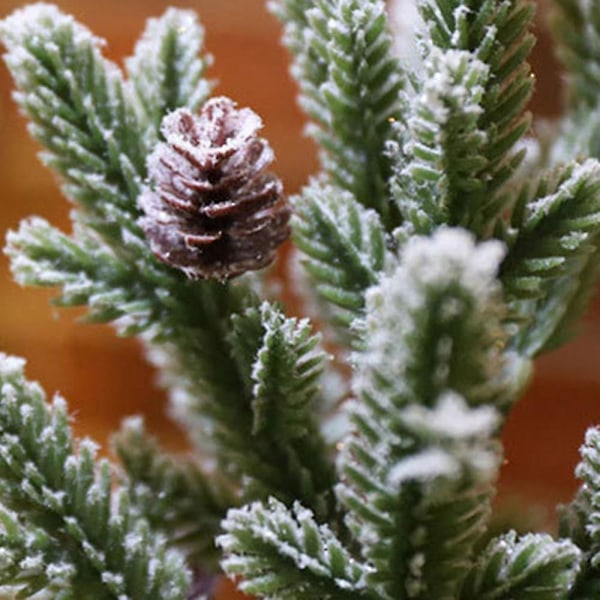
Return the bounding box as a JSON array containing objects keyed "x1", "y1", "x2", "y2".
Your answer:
[
  {"x1": 0, "y1": 355, "x2": 26, "y2": 379},
  {"x1": 19, "y1": 554, "x2": 44, "y2": 574},
  {"x1": 395, "y1": 227, "x2": 505, "y2": 301},
  {"x1": 19, "y1": 404, "x2": 34, "y2": 421},
  {"x1": 0, "y1": 3, "x2": 104, "y2": 51},
  {"x1": 0, "y1": 548, "x2": 14, "y2": 570},
  {"x1": 219, "y1": 498, "x2": 367, "y2": 590},
  {"x1": 120, "y1": 415, "x2": 145, "y2": 436},
  {"x1": 78, "y1": 437, "x2": 100, "y2": 459},
  {"x1": 388, "y1": 393, "x2": 501, "y2": 489},
  {"x1": 389, "y1": 0, "x2": 423, "y2": 69},
  {"x1": 46, "y1": 561, "x2": 76, "y2": 583},
  {"x1": 388, "y1": 448, "x2": 461, "y2": 485},
  {"x1": 411, "y1": 48, "x2": 488, "y2": 148},
  {"x1": 125, "y1": 6, "x2": 213, "y2": 117},
  {"x1": 355, "y1": 228, "x2": 506, "y2": 413},
  {"x1": 401, "y1": 391, "x2": 499, "y2": 440},
  {"x1": 101, "y1": 570, "x2": 124, "y2": 589},
  {"x1": 525, "y1": 159, "x2": 600, "y2": 227},
  {"x1": 124, "y1": 531, "x2": 144, "y2": 555}
]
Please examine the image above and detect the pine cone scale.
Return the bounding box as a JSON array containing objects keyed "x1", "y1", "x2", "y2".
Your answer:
[
  {"x1": 140, "y1": 97, "x2": 291, "y2": 279},
  {"x1": 183, "y1": 231, "x2": 223, "y2": 246}
]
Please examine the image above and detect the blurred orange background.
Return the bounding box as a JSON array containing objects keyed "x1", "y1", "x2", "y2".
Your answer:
[{"x1": 0, "y1": 0, "x2": 599, "y2": 570}]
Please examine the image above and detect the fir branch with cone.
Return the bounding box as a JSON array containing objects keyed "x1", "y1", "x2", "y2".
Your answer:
[{"x1": 1, "y1": 0, "x2": 600, "y2": 598}]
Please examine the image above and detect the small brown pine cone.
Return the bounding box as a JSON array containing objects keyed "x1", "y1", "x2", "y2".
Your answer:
[{"x1": 139, "y1": 97, "x2": 291, "y2": 280}]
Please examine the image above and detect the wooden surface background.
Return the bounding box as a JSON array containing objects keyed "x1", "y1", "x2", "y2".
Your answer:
[{"x1": 0, "y1": 2, "x2": 599, "y2": 580}]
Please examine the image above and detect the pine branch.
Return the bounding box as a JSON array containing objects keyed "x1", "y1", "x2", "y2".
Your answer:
[
  {"x1": 500, "y1": 159, "x2": 600, "y2": 356},
  {"x1": 391, "y1": 47, "x2": 489, "y2": 236},
  {"x1": 0, "y1": 505, "x2": 79, "y2": 598},
  {"x1": 126, "y1": 8, "x2": 213, "y2": 146},
  {"x1": 0, "y1": 3, "x2": 146, "y2": 251},
  {"x1": 416, "y1": 0, "x2": 536, "y2": 233},
  {"x1": 0, "y1": 354, "x2": 190, "y2": 599},
  {"x1": 268, "y1": 0, "x2": 315, "y2": 52},
  {"x1": 5, "y1": 213, "x2": 258, "y2": 414},
  {"x1": 292, "y1": 181, "x2": 393, "y2": 334},
  {"x1": 113, "y1": 417, "x2": 235, "y2": 569},
  {"x1": 354, "y1": 228, "x2": 509, "y2": 412},
  {"x1": 249, "y1": 305, "x2": 326, "y2": 439},
  {"x1": 270, "y1": 0, "x2": 405, "y2": 227},
  {"x1": 6, "y1": 218, "x2": 159, "y2": 334},
  {"x1": 338, "y1": 398, "x2": 499, "y2": 600},
  {"x1": 558, "y1": 428, "x2": 600, "y2": 597},
  {"x1": 550, "y1": 0, "x2": 600, "y2": 111},
  {"x1": 461, "y1": 531, "x2": 581, "y2": 600},
  {"x1": 6, "y1": 175, "x2": 335, "y2": 532},
  {"x1": 551, "y1": 107, "x2": 600, "y2": 166},
  {"x1": 224, "y1": 303, "x2": 337, "y2": 521},
  {"x1": 548, "y1": 1, "x2": 600, "y2": 182},
  {"x1": 1, "y1": 4, "x2": 330, "y2": 531},
  {"x1": 218, "y1": 498, "x2": 367, "y2": 599},
  {"x1": 337, "y1": 229, "x2": 511, "y2": 600}
]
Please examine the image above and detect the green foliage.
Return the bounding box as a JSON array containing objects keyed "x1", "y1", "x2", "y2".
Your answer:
[
  {"x1": 126, "y1": 8, "x2": 213, "y2": 144},
  {"x1": 113, "y1": 417, "x2": 234, "y2": 569},
  {"x1": 548, "y1": 0, "x2": 600, "y2": 196},
  {"x1": 548, "y1": 0, "x2": 600, "y2": 183},
  {"x1": 6, "y1": 218, "x2": 158, "y2": 334},
  {"x1": 413, "y1": 0, "x2": 535, "y2": 233},
  {"x1": 354, "y1": 228, "x2": 509, "y2": 412},
  {"x1": 1, "y1": 5, "x2": 337, "y2": 584},
  {"x1": 5, "y1": 1, "x2": 600, "y2": 599},
  {"x1": 248, "y1": 304, "x2": 326, "y2": 439},
  {"x1": 392, "y1": 48, "x2": 489, "y2": 236},
  {"x1": 0, "y1": 506, "x2": 78, "y2": 598},
  {"x1": 271, "y1": 0, "x2": 405, "y2": 227},
  {"x1": 461, "y1": 531, "x2": 582, "y2": 599},
  {"x1": 559, "y1": 428, "x2": 600, "y2": 597},
  {"x1": 225, "y1": 303, "x2": 337, "y2": 519},
  {"x1": 219, "y1": 497, "x2": 366, "y2": 599},
  {"x1": 500, "y1": 159, "x2": 600, "y2": 356},
  {"x1": 292, "y1": 181, "x2": 393, "y2": 333},
  {"x1": 5, "y1": 180, "x2": 338, "y2": 561},
  {"x1": 0, "y1": 354, "x2": 190, "y2": 599},
  {"x1": 4, "y1": 214, "x2": 261, "y2": 438},
  {"x1": 337, "y1": 229, "x2": 508, "y2": 600},
  {"x1": 0, "y1": 3, "x2": 144, "y2": 250},
  {"x1": 550, "y1": 0, "x2": 600, "y2": 111}
]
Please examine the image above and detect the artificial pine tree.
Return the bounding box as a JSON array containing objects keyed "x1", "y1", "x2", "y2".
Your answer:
[{"x1": 2, "y1": 0, "x2": 600, "y2": 598}]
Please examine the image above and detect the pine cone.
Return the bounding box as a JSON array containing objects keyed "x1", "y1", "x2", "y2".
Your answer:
[{"x1": 139, "y1": 97, "x2": 291, "y2": 280}]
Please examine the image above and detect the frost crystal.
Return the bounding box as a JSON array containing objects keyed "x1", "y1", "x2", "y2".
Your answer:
[
  {"x1": 389, "y1": 0, "x2": 423, "y2": 68},
  {"x1": 398, "y1": 228, "x2": 505, "y2": 296}
]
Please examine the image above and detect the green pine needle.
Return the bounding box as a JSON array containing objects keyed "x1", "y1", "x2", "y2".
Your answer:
[
  {"x1": 391, "y1": 47, "x2": 489, "y2": 235},
  {"x1": 126, "y1": 7, "x2": 213, "y2": 146},
  {"x1": 219, "y1": 498, "x2": 367, "y2": 599},
  {"x1": 550, "y1": 0, "x2": 600, "y2": 111},
  {"x1": 270, "y1": 0, "x2": 405, "y2": 227},
  {"x1": 113, "y1": 417, "x2": 235, "y2": 569},
  {"x1": 417, "y1": 0, "x2": 536, "y2": 234},
  {"x1": 0, "y1": 3, "x2": 145, "y2": 250},
  {"x1": 337, "y1": 229, "x2": 509, "y2": 600},
  {"x1": 500, "y1": 159, "x2": 600, "y2": 356},
  {"x1": 292, "y1": 181, "x2": 393, "y2": 335},
  {"x1": 461, "y1": 531, "x2": 582, "y2": 600},
  {"x1": 226, "y1": 303, "x2": 337, "y2": 521},
  {"x1": 0, "y1": 354, "x2": 190, "y2": 599},
  {"x1": 559, "y1": 428, "x2": 600, "y2": 596}
]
